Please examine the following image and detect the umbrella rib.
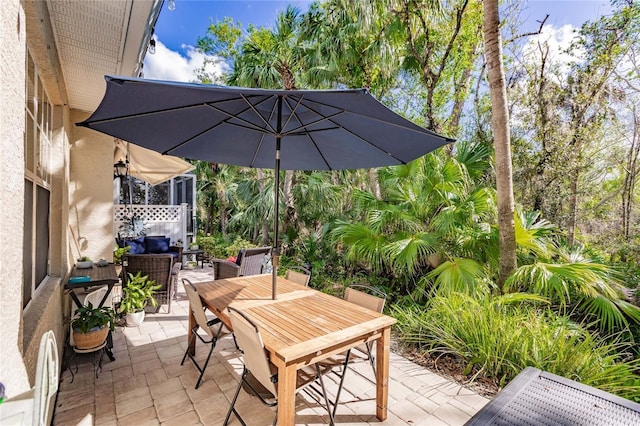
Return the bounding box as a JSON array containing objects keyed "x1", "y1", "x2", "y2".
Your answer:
[
  {"x1": 300, "y1": 96, "x2": 453, "y2": 140},
  {"x1": 249, "y1": 101, "x2": 279, "y2": 168},
  {"x1": 280, "y1": 94, "x2": 304, "y2": 132},
  {"x1": 281, "y1": 111, "x2": 346, "y2": 136},
  {"x1": 204, "y1": 98, "x2": 277, "y2": 135},
  {"x1": 297, "y1": 100, "x2": 410, "y2": 165},
  {"x1": 162, "y1": 120, "x2": 228, "y2": 155}
]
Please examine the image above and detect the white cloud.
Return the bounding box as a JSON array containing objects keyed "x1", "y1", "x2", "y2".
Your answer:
[
  {"x1": 519, "y1": 24, "x2": 584, "y2": 83},
  {"x1": 143, "y1": 38, "x2": 226, "y2": 82}
]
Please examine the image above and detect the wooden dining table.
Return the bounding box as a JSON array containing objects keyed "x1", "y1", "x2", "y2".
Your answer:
[{"x1": 189, "y1": 274, "x2": 396, "y2": 426}]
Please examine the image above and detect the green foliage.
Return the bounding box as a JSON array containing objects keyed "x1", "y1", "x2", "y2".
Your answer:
[
  {"x1": 504, "y1": 256, "x2": 640, "y2": 334},
  {"x1": 113, "y1": 246, "x2": 130, "y2": 265},
  {"x1": 187, "y1": 1, "x2": 640, "y2": 391},
  {"x1": 392, "y1": 293, "x2": 640, "y2": 399},
  {"x1": 72, "y1": 302, "x2": 116, "y2": 333},
  {"x1": 197, "y1": 234, "x2": 260, "y2": 259},
  {"x1": 120, "y1": 272, "x2": 161, "y2": 314}
]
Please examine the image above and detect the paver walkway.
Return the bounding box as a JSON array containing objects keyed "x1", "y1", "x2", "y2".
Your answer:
[{"x1": 54, "y1": 266, "x2": 489, "y2": 425}]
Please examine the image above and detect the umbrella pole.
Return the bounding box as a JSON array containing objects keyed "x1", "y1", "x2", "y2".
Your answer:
[{"x1": 272, "y1": 96, "x2": 283, "y2": 300}]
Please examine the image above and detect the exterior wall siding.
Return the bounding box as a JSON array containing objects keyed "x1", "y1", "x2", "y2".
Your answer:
[
  {"x1": 1, "y1": 0, "x2": 157, "y2": 403},
  {"x1": 0, "y1": 0, "x2": 31, "y2": 395}
]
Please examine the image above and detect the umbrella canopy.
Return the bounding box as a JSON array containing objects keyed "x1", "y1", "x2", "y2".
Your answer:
[
  {"x1": 78, "y1": 76, "x2": 455, "y2": 298},
  {"x1": 114, "y1": 139, "x2": 194, "y2": 186}
]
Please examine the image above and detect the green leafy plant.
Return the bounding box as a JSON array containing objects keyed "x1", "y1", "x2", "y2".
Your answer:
[
  {"x1": 71, "y1": 302, "x2": 116, "y2": 333},
  {"x1": 77, "y1": 255, "x2": 91, "y2": 262},
  {"x1": 113, "y1": 246, "x2": 130, "y2": 265},
  {"x1": 120, "y1": 272, "x2": 162, "y2": 314},
  {"x1": 392, "y1": 293, "x2": 640, "y2": 400}
]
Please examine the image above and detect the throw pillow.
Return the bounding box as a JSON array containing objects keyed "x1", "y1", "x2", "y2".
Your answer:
[
  {"x1": 124, "y1": 237, "x2": 146, "y2": 254},
  {"x1": 145, "y1": 237, "x2": 170, "y2": 254}
]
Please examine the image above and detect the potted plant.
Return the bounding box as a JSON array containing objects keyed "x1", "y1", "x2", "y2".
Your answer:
[
  {"x1": 119, "y1": 271, "x2": 161, "y2": 326},
  {"x1": 113, "y1": 246, "x2": 130, "y2": 276},
  {"x1": 71, "y1": 302, "x2": 116, "y2": 349},
  {"x1": 113, "y1": 246, "x2": 130, "y2": 265},
  {"x1": 76, "y1": 255, "x2": 93, "y2": 269}
]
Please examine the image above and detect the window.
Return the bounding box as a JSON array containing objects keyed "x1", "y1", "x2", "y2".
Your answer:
[{"x1": 23, "y1": 51, "x2": 51, "y2": 309}]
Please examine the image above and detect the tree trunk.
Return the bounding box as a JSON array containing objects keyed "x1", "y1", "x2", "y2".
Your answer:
[
  {"x1": 368, "y1": 168, "x2": 381, "y2": 199},
  {"x1": 567, "y1": 169, "x2": 579, "y2": 246},
  {"x1": 483, "y1": 0, "x2": 517, "y2": 291},
  {"x1": 623, "y1": 112, "x2": 640, "y2": 240}
]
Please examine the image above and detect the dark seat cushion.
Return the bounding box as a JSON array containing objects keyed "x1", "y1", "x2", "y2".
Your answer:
[{"x1": 145, "y1": 237, "x2": 171, "y2": 254}]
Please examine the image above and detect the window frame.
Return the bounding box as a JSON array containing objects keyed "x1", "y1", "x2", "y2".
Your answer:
[{"x1": 23, "y1": 50, "x2": 52, "y2": 309}]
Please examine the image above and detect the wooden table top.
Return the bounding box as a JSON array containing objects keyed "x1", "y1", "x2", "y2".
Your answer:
[
  {"x1": 67, "y1": 263, "x2": 119, "y2": 288},
  {"x1": 194, "y1": 274, "x2": 396, "y2": 364}
]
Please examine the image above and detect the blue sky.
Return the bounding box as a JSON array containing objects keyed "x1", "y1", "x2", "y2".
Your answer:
[{"x1": 145, "y1": 0, "x2": 613, "y2": 81}]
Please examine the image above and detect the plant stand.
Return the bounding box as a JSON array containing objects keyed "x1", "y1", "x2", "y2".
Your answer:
[{"x1": 69, "y1": 341, "x2": 107, "y2": 383}]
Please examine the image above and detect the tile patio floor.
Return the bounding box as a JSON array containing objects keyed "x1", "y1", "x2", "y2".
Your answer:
[{"x1": 53, "y1": 266, "x2": 489, "y2": 426}]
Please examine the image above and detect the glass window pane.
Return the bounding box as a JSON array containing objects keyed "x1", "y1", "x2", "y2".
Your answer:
[
  {"x1": 149, "y1": 182, "x2": 169, "y2": 204},
  {"x1": 38, "y1": 130, "x2": 50, "y2": 182},
  {"x1": 35, "y1": 185, "x2": 50, "y2": 289},
  {"x1": 27, "y1": 54, "x2": 35, "y2": 115},
  {"x1": 23, "y1": 180, "x2": 33, "y2": 308},
  {"x1": 35, "y1": 126, "x2": 41, "y2": 176},
  {"x1": 37, "y1": 80, "x2": 44, "y2": 128},
  {"x1": 130, "y1": 178, "x2": 146, "y2": 204},
  {"x1": 25, "y1": 112, "x2": 34, "y2": 172}
]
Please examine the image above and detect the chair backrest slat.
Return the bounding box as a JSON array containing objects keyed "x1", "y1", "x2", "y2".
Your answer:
[
  {"x1": 183, "y1": 279, "x2": 215, "y2": 338},
  {"x1": 285, "y1": 269, "x2": 311, "y2": 286},
  {"x1": 237, "y1": 246, "x2": 271, "y2": 276},
  {"x1": 228, "y1": 307, "x2": 278, "y2": 397},
  {"x1": 344, "y1": 286, "x2": 386, "y2": 313}
]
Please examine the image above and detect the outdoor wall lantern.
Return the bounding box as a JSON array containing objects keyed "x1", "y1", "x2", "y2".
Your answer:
[
  {"x1": 114, "y1": 160, "x2": 128, "y2": 180},
  {"x1": 148, "y1": 38, "x2": 156, "y2": 55}
]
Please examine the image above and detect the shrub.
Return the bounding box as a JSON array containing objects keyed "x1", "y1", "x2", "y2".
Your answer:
[{"x1": 392, "y1": 292, "x2": 640, "y2": 400}]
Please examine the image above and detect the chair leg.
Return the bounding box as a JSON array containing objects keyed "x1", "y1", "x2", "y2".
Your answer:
[
  {"x1": 181, "y1": 327, "x2": 198, "y2": 366},
  {"x1": 224, "y1": 369, "x2": 249, "y2": 426},
  {"x1": 366, "y1": 343, "x2": 376, "y2": 375},
  {"x1": 314, "y1": 364, "x2": 335, "y2": 426},
  {"x1": 331, "y1": 349, "x2": 352, "y2": 419},
  {"x1": 195, "y1": 338, "x2": 216, "y2": 389}
]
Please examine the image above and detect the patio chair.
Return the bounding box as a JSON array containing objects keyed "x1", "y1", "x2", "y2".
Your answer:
[
  {"x1": 224, "y1": 306, "x2": 336, "y2": 426},
  {"x1": 123, "y1": 253, "x2": 174, "y2": 313},
  {"x1": 180, "y1": 279, "x2": 229, "y2": 389},
  {"x1": 284, "y1": 266, "x2": 311, "y2": 286},
  {"x1": 210, "y1": 246, "x2": 272, "y2": 280},
  {"x1": 320, "y1": 284, "x2": 387, "y2": 418}
]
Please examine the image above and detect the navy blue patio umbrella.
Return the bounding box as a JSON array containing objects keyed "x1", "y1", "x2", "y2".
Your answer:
[{"x1": 78, "y1": 76, "x2": 454, "y2": 299}]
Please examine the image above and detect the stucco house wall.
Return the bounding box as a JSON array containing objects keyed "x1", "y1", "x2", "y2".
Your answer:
[
  {"x1": 0, "y1": 0, "x2": 159, "y2": 400},
  {"x1": 0, "y1": 0, "x2": 31, "y2": 394}
]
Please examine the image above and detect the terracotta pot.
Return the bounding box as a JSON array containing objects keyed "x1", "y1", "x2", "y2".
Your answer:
[
  {"x1": 73, "y1": 326, "x2": 109, "y2": 349},
  {"x1": 126, "y1": 311, "x2": 145, "y2": 327}
]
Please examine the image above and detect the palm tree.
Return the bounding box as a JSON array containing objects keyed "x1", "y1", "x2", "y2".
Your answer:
[{"x1": 483, "y1": 0, "x2": 517, "y2": 290}]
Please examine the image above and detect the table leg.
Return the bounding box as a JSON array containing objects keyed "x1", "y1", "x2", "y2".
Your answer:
[
  {"x1": 106, "y1": 331, "x2": 116, "y2": 361},
  {"x1": 276, "y1": 363, "x2": 297, "y2": 426},
  {"x1": 375, "y1": 326, "x2": 391, "y2": 421},
  {"x1": 187, "y1": 303, "x2": 196, "y2": 356}
]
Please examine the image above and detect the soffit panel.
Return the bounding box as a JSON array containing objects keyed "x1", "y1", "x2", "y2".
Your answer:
[{"x1": 46, "y1": 0, "x2": 158, "y2": 113}]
